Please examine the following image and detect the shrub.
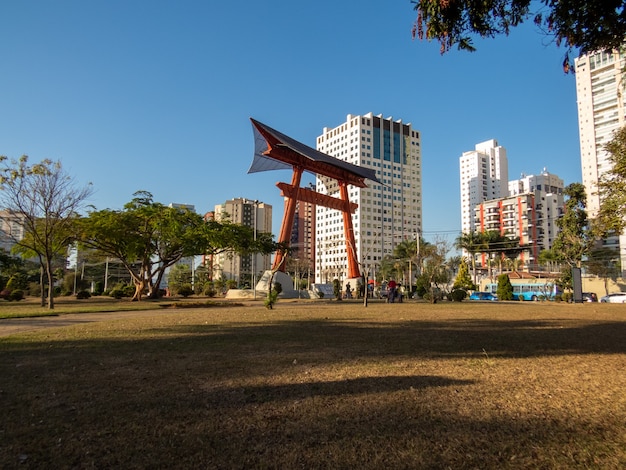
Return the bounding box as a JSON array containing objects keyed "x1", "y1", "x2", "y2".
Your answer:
[
  {"x1": 333, "y1": 279, "x2": 342, "y2": 301},
  {"x1": 449, "y1": 289, "x2": 467, "y2": 302},
  {"x1": 496, "y1": 274, "x2": 514, "y2": 301},
  {"x1": 204, "y1": 285, "x2": 217, "y2": 297},
  {"x1": 93, "y1": 281, "x2": 104, "y2": 295},
  {"x1": 273, "y1": 282, "x2": 283, "y2": 296},
  {"x1": 178, "y1": 284, "x2": 194, "y2": 298},
  {"x1": 109, "y1": 288, "x2": 125, "y2": 299},
  {"x1": 76, "y1": 290, "x2": 91, "y2": 299},
  {"x1": 28, "y1": 282, "x2": 41, "y2": 297},
  {"x1": 561, "y1": 291, "x2": 573, "y2": 303},
  {"x1": 0, "y1": 289, "x2": 10, "y2": 300},
  {"x1": 8, "y1": 289, "x2": 24, "y2": 301}
]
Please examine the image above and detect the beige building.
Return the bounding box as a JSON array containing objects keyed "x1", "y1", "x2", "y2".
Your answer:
[{"x1": 212, "y1": 198, "x2": 272, "y2": 286}]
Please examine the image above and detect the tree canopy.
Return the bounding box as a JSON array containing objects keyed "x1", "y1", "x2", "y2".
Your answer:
[
  {"x1": 412, "y1": 0, "x2": 626, "y2": 70},
  {"x1": 78, "y1": 192, "x2": 282, "y2": 301},
  {"x1": 552, "y1": 182, "x2": 592, "y2": 268},
  {"x1": 593, "y1": 125, "x2": 626, "y2": 238},
  {"x1": 0, "y1": 156, "x2": 93, "y2": 308}
]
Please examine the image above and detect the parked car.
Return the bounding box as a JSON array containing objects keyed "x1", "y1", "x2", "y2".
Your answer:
[
  {"x1": 582, "y1": 292, "x2": 598, "y2": 302},
  {"x1": 469, "y1": 291, "x2": 497, "y2": 301},
  {"x1": 600, "y1": 292, "x2": 626, "y2": 303}
]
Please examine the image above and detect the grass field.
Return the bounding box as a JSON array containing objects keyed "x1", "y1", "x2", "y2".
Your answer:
[{"x1": 1, "y1": 299, "x2": 625, "y2": 469}]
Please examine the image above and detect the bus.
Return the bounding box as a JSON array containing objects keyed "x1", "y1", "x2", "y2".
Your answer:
[{"x1": 484, "y1": 280, "x2": 561, "y2": 301}]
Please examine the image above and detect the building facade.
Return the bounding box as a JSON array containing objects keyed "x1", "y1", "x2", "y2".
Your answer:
[
  {"x1": 314, "y1": 112, "x2": 422, "y2": 284},
  {"x1": 212, "y1": 198, "x2": 272, "y2": 285},
  {"x1": 289, "y1": 185, "x2": 316, "y2": 281},
  {"x1": 508, "y1": 170, "x2": 565, "y2": 258},
  {"x1": 475, "y1": 170, "x2": 564, "y2": 270},
  {"x1": 459, "y1": 139, "x2": 509, "y2": 234},
  {"x1": 0, "y1": 210, "x2": 26, "y2": 253},
  {"x1": 575, "y1": 48, "x2": 626, "y2": 273}
]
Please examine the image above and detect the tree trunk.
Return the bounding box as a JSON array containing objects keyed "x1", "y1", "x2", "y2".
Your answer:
[
  {"x1": 132, "y1": 279, "x2": 146, "y2": 301},
  {"x1": 45, "y1": 260, "x2": 55, "y2": 309},
  {"x1": 39, "y1": 263, "x2": 46, "y2": 307}
]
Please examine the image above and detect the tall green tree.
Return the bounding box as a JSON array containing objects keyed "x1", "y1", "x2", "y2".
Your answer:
[
  {"x1": 167, "y1": 263, "x2": 193, "y2": 296},
  {"x1": 412, "y1": 1, "x2": 626, "y2": 69},
  {"x1": 0, "y1": 156, "x2": 93, "y2": 309},
  {"x1": 552, "y1": 183, "x2": 593, "y2": 269},
  {"x1": 594, "y1": 125, "x2": 626, "y2": 239},
  {"x1": 420, "y1": 237, "x2": 451, "y2": 303},
  {"x1": 496, "y1": 273, "x2": 514, "y2": 301},
  {"x1": 453, "y1": 257, "x2": 476, "y2": 291},
  {"x1": 455, "y1": 231, "x2": 484, "y2": 284}
]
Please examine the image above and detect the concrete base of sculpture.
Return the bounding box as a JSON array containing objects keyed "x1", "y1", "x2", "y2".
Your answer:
[{"x1": 224, "y1": 271, "x2": 305, "y2": 299}]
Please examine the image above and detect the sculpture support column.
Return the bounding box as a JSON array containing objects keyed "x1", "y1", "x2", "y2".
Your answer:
[
  {"x1": 272, "y1": 166, "x2": 302, "y2": 271},
  {"x1": 339, "y1": 181, "x2": 361, "y2": 279}
]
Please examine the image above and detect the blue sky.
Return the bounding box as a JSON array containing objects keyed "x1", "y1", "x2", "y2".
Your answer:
[{"x1": 0, "y1": 1, "x2": 580, "y2": 243}]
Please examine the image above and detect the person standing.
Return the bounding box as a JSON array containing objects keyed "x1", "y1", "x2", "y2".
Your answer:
[{"x1": 387, "y1": 278, "x2": 397, "y2": 303}]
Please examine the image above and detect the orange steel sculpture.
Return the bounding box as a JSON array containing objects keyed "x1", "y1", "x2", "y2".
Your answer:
[{"x1": 249, "y1": 118, "x2": 380, "y2": 279}]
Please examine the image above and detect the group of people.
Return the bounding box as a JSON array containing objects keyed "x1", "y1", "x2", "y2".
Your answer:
[
  {"x1": 343, "y1": 279, "x2": 404, "y2": 303},
  {"x1": 385, "y1": 278, "x2": 403, "y2": 303}
]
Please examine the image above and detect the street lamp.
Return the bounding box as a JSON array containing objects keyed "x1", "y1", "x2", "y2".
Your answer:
[{"x1": 252, "y1": 200, "x2": 259, "y2": 300}]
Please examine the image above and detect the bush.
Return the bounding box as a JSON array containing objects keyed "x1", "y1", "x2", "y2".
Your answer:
[
  {"x1": 8, "y1": 289, "x2": 24, "y2": 301},
  {"x1": 109, "y1": 288, "x2": 125, "y2": 299},
  {"x1": 27, "y1": 282, "x2": 41, "y2": 297},
  {"x1": 333, "y1": 279, "x2": 342, "y2": 300},
  {"x1": 178, "y1": 284, "x2": 194, "y2": 298},
  {"x1": 93, "y1": 281, "x2": 104, "y2": 296},
  {"x1": 76, "y1": 290, "x2": 91, "y2": 299},
  {"x1": 496, "y1": 274, "x2": 514, "y2": 301},
  {"x1": 204, "y1": 284, "x2": 217, "y2": 297},
  {"x1": 449, "y1": 289, "x2": 467, "y2": 302},
  {"x1": 561, "y1": 292, "x2": 573, "y2": 303}
]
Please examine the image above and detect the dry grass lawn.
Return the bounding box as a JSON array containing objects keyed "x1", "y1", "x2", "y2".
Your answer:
[{"x1": 1, "y1": 300, "x2": 625, "y2": 469}]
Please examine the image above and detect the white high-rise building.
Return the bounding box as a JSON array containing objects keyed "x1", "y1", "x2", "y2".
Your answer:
[
  {"x1": 575, "y1": 48, "x2": 626, "y2": 273},
  {"x1": 459, "y1": 139, "x2": 509, "y2": 234},
  {"x1": 314, "y1": 113, "x2": 422, "y2": 284}
]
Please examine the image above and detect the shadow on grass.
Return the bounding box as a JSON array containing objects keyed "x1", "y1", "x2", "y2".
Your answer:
[
  {"x1": 144, "y1": 317, "x2": 626, "y2": 358},
  {"x1": 208, "y1": 375, "x2": 475, "y2": 406}
]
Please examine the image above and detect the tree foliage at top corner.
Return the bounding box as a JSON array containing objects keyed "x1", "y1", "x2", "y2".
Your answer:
[{"x1": 411, "y1": 0, "x2": 626, "y2": 66}]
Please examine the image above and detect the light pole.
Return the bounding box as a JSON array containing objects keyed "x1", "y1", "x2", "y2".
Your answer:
[{"x1": 252, "y1": 200, "x2": 259, "y2": 300}]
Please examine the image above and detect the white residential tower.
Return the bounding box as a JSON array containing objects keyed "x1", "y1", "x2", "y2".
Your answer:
[{"x1": 315, "y1": 113, "x2": 422, "y2": 284}]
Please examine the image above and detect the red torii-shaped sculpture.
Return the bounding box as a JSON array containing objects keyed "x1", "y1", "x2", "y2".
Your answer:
[{"x1": 248, "y1": 118, "x2": 380, "y2": 279}]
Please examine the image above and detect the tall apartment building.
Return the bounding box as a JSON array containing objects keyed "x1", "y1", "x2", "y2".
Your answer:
[
  {"x1": 459, "y1": 139, "x2": 509, "y2": 234},
  {"x1": 475, "y1": 170, "x2": 564, "y2": 268},
  {"x1": 315, "y1": 112, "x2": 422, "y2": 283},
  {"x1": 212, "y1": 198, "x2": 272, "y2": 285},
  {"x1": 575, "y1": 48, "x2": 626, "y2": 273},
  {"x1": 508, "y1": 170, "x2": 565, "y2": 254}
]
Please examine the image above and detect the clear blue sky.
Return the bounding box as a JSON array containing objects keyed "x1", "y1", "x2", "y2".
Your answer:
[{"x1": 0, "y1": 1, "x2": 580, "y2": 243}]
